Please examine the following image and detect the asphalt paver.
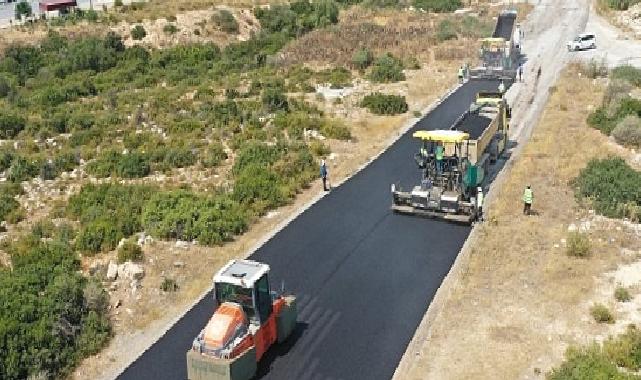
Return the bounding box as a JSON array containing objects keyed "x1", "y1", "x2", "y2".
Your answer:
[{"x1": 117, "y1": 79, "x2": 501, "y2": 380}]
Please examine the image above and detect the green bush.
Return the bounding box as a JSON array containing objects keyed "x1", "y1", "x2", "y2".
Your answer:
[
  {"x1": 436, "y1": 19, "x2": 457, "y2": 42},
  {"x1": 368, "y1": 53, "x2": 405, "y2": 83},
  {"x1": 15, "y1": 1, "x2": 31, "y2": 19},
  {"x1": 412, "y1": 0, "x2": 462, "y2": 12},
  {"x1": 131, "y1": 25, "x2": 147, "y2": 40},
  {"x1": 0, "y1": 238, "x2": 110, "y2": 380},
  {"x1": 548, "y1": 345, "x2": 633, "y2": 380},
  {"x1": 352, "y1": 48, "x2": 374, "y2": 70},
  {"x1": 7, "y1": 156, "x2": 39, "y2": 183},
  {"x1": 566, "y1": 232, "x2": 591, "y2": 257},
  {"x1": 202, "y1": 143, "x2": 228, "y2": 168},
  {"x1": 615, "y1": 286, "x2": 632, "y2": 302},
  {"x1": 360, "y1": 92, "x2": 408, "y2": 115},
  {"x1": 573, "y1": 158, "x2": 641, "y2": 219},
  {"x1": 601, "y1": 0, "x2": 641, "y2": 10},
  {"x1": 163, "y1": 24, "x2": 179, "y2": 35},
  {"x1": 233, "y1": 164, "x2": 287, "y2": 209},
  {"x1": 611, "y1": 65, "x2": 641, "y2": 86},
  {"x1": 316, "y1": 67, "x2": 352, "y2": 88},
  {"x1": 0, "y1": 112, "x2": 26, "y2": 139},
  {"x1": 160, "y1": 277, "x2": 178, "y2": 292},
  {"x1": 320, "y1": 120, "x2": 351, "y2": 140},
  {"x1": 86, "y1": 151, "x2": 151, "y2": 178},
  {"x1": 612, "y1": 115, "x2": 641, "y2": 147},
  {"x1": 591, "y1": 303, "x2": 615, "y2": 324},
  {"x1": 0, "y1": 192, "x2": 20, "y2": 223},
  {"x1": 262, "y1": 88, "x2": 289, "y2": 112},
  {"x1": 142, "y1": 191, "x2": 249, "y2": 245},
  {"x1": 212, "y1": 9, "x2": 239, "y2": 33},
  {"x1": 117, "y1": 240, "x2": 143, "y2": 263},
  {"x1": 310, "y1": 140, "x2": 331, "y2": 156},
  {"x1": 76, "y1": 219, "x2": 123, "y2": 254}
]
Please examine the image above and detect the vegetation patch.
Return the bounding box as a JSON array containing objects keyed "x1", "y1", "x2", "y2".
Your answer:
[
  {"x1": 0, "y1": 236, "x2": 111, "y2": 380},
  {"x1": 368, "y1": 52, "x2": 405, "y2": 83},
  {"x1": 615, "y1": 286, "x2": 632, "y2": 302},
  {"x1": 573, "y1": 158, "x2": 641, "y2": 220},
  {"x1": 360, "y1": 92, "x2": 408, "y2": 115},
  {"x1": 566, "y1": 232, "x2": 591, "y2": 257},
  {"x1": 590, "y1": 303, "x2": 615, "y2": 324}
]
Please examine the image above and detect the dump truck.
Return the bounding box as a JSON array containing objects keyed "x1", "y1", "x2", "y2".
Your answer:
[
  {"x1": 187, "y1": 259, "x2": 297, "y2": 380},
  {"x1": 471, "y1": 10, "x2": 520, "y2": 80},
  {"x1": 391, "y1": 92, "x2": 510, "y2": 223}
]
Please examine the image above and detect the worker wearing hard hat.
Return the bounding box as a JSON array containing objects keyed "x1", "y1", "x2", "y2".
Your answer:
[
  {"x1": 435, "y1": 144, "x2": 444, "y2": 174},
  {"x1": 476, "y1": 187, "x2": 484, "y2": 221},
  {"x1": 523, "y1": 185, "x2": 533, "y2": 215}
]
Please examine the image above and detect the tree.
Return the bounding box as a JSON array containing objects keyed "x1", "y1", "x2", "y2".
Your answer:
[
  {"x1": 131, "y1": 25, "x2": 147, "y2": 40},
  {"x1": 352, "y1": 48, "x2": 374, "y2": 70},
  {"x1": 15, "y1": 1, "x2": 32, "y2": 20}
]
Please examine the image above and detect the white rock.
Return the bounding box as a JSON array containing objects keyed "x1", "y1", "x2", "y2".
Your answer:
[
  {"x1": 568, "y1": 223, "x2": 577, "y2": 232},
  {"x1": 118, "y1": 262, "x2": 145, "y2": 281},
  {"x1": 174, "y1": 261, "x2": 185, "y2": 268},
  {"x1": 106, "y1": 261, "x2": 119, "y2": 281}
]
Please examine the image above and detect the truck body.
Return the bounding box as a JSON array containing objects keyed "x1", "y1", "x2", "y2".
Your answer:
[{"x1": 471, "y1": 10, "x2": 520, "y2": 80}]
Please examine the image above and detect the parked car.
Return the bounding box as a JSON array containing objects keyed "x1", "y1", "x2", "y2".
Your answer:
[{"x1": 567, "y1": 33, "x2": 596, "y2": 51}]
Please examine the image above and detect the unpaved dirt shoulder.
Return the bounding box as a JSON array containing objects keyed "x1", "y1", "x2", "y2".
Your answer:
[{"x1": 394, "y1": 0, "x2": 590, "y2": 379}]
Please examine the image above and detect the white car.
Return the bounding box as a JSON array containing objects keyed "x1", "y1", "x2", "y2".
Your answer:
[{"x1": 567, "y1": 33, "x2": 596, "y2": 51}]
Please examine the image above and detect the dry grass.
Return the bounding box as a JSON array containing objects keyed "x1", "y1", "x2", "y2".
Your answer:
[
  {"x1": 110, "y1": 0, "x2": 271, "y2": 23},
  {"x1": 407, "y1": 66, "x2": 641, "y2": 379}
]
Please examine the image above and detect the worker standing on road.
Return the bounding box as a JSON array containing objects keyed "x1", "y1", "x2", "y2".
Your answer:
[
  {"x1": 518, "y1": 64, "x2": 523, "y2": 82},
  {"x1": 498, "y1": 80, "x2": 506, "y2": 95},
  {"x1": 435, "y1": 144, "x2": 444, "y2": 174},
  {"x1": 476, "y1": 186, "x2": 484, "y2": 221},
  {"x1": 523, "y1": 185, "x2": 533, "y2": 215},
  {"x1": 458, "y1": 66, "x2": 465, "y2": 83},
  {"x1": 320, "y1": 159, "x2": 329, "y2": 191}
]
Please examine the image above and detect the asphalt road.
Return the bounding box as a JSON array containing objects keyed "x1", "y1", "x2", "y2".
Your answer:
[{"x1": 117, "y1": 79, "x2": 502, "y2": 380}]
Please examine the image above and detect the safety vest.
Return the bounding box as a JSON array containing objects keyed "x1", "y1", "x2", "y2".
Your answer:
[
  {"x1": 498, "y1": 82, "x2": 506, "y2": 94},
  {"x1": 523, "y1": 188, "x2": 533, "y2": 204},
  {"x1": 477, "y1": 192, "x2": 484, "y2": 208},
  {"x1": 435, "y1": 146, "x2": 444, "y2": 160},
  {"x1": 458, "y1": 67, "x2": 464, "y2": 77},
  {"x1": 420, "y1": 147, "x2": 428, "y2": 157}
]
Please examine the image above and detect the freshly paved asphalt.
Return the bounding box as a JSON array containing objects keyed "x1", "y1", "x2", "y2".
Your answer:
[{"x1": 117, "y1": 79, "x2": 502, "y2": 380}]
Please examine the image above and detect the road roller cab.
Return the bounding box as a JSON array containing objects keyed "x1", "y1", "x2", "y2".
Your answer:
[{"x1": 187, "y1": 259, "x2": 297, "y2": 380}]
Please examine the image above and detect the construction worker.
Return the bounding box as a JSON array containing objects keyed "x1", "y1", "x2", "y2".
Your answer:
[
  {"x1": 476, "y1": 186, "x2": 484, "y2": 221},
  {"x1": 435, "y1": 144, "x2": 444, "y2": 174},
  {"x1": 420, "y1": 142, "x2": 428, "y2": 158},
  {"x1": 320, "y1": 159, "x2": 329, "y2": 191},
  {"x1": 498, "y1": 80, "x2": 506, "y2": 95},
  {"x1": 523, "y1": 185, "x2": 533, "y2": 215},
  {"x1": 458, "y1": 66, "x2": 465, "y2": 83},
  {"x1": 518, "y1": 64, "x2": 523, "y2": 82}
]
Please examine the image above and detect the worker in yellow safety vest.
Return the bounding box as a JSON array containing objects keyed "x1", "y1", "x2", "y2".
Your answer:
[
  {"x1": 498, "y1": 80, "x2": 506, "y2": 95},
  {"x1": 458, "y1": 66, "x2": 465, "y2": 83},
  {"x1": 523, "y1": 185, "x2": 533, "y2": 215}
]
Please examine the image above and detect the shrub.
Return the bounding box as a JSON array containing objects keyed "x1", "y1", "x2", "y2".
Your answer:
[
  {"x1": 212, "y1": 10, "x2": 239, "y2": 33},
  {"x1": 131, "y1": 25, "x2": 147, "y2": 40},
  {"x1": 601, "y1": 0, "x2": 641, "y2": 10},
  {"x1": 591, "y1": 303, "x2": 615, "y2": 324},
  {"x1": 76, "y1": 219, "x2": 123, "y2": 254},
  {"x1": 360, "y1": 92, "x2": 408, "y2": 115},
  {"x1": 582, "y1": 58, "x2": 608, "y2": 79},
  {"x1": 566, "y1": 232, "x2": 591, "y2": 257},
  {"x1": 548, "y1": 345, "x2": 630, "y2": 380},
  {"x1": 612, "y1": 115, "x2": 641, "y2": 147},
  {"x1": 436, "y1": 19, "x2": 458, "y2": 42},
  {"x1": 163, "y1": 24, "x2": 179, "y2": 35},
  {"x1": 603, "y1": 325, "x2": 641, "y2": 371},
  {"x1": 160, "y1": 278, "x2": 178, "y2": 292},
  {"x1": 310, "y1": 140, "x2": 331, "y2": 156},
  {"x1": 117, "y1": 240, "x2": 143, "y2": 263},
  {"x1": 0, "y1": 238, "x2": 110, "y2": 380},
  {"x1": 262, "y1": 88, "x2": 289, "y2": 112},
  {"x1": 114, "y1": 0, "x2": 123, "y2": 6},
  {"x1": 0, "y1": 112, "x2": 26, "y2": 139},
  {"x1": 412, "y1": 0, "x2": 462, "y2": 12},
  {"x1": 15, "y1": 1, "x2": 32, "y2": 19},
  {"x1": 0, "y1": 192, "x2": 20, "y2": 223},
  {"x1": 573, "y1": 158, "x2": 641, "y2": 219},
  {"x1": 320, "y1": 120, "x2": 351, "y2": 140},
  {"x1": 202, "y1": 143, "x2": 228, "y2": 168},
  {"x1": 615, "y1": 286, "x2": 632, "y2": 302},
  {"x1": 7, "y1": 156, "x2": 39, "y2": 183},
  {"x1": 368, "y1": 53, "x2": 405, "y2": 83},
  {"x1": 611, "y1": 65, "x2": 641, "y2": 86},
  {"x1": 352, "y1": 48, "x2": 374, "y2": 70}
]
